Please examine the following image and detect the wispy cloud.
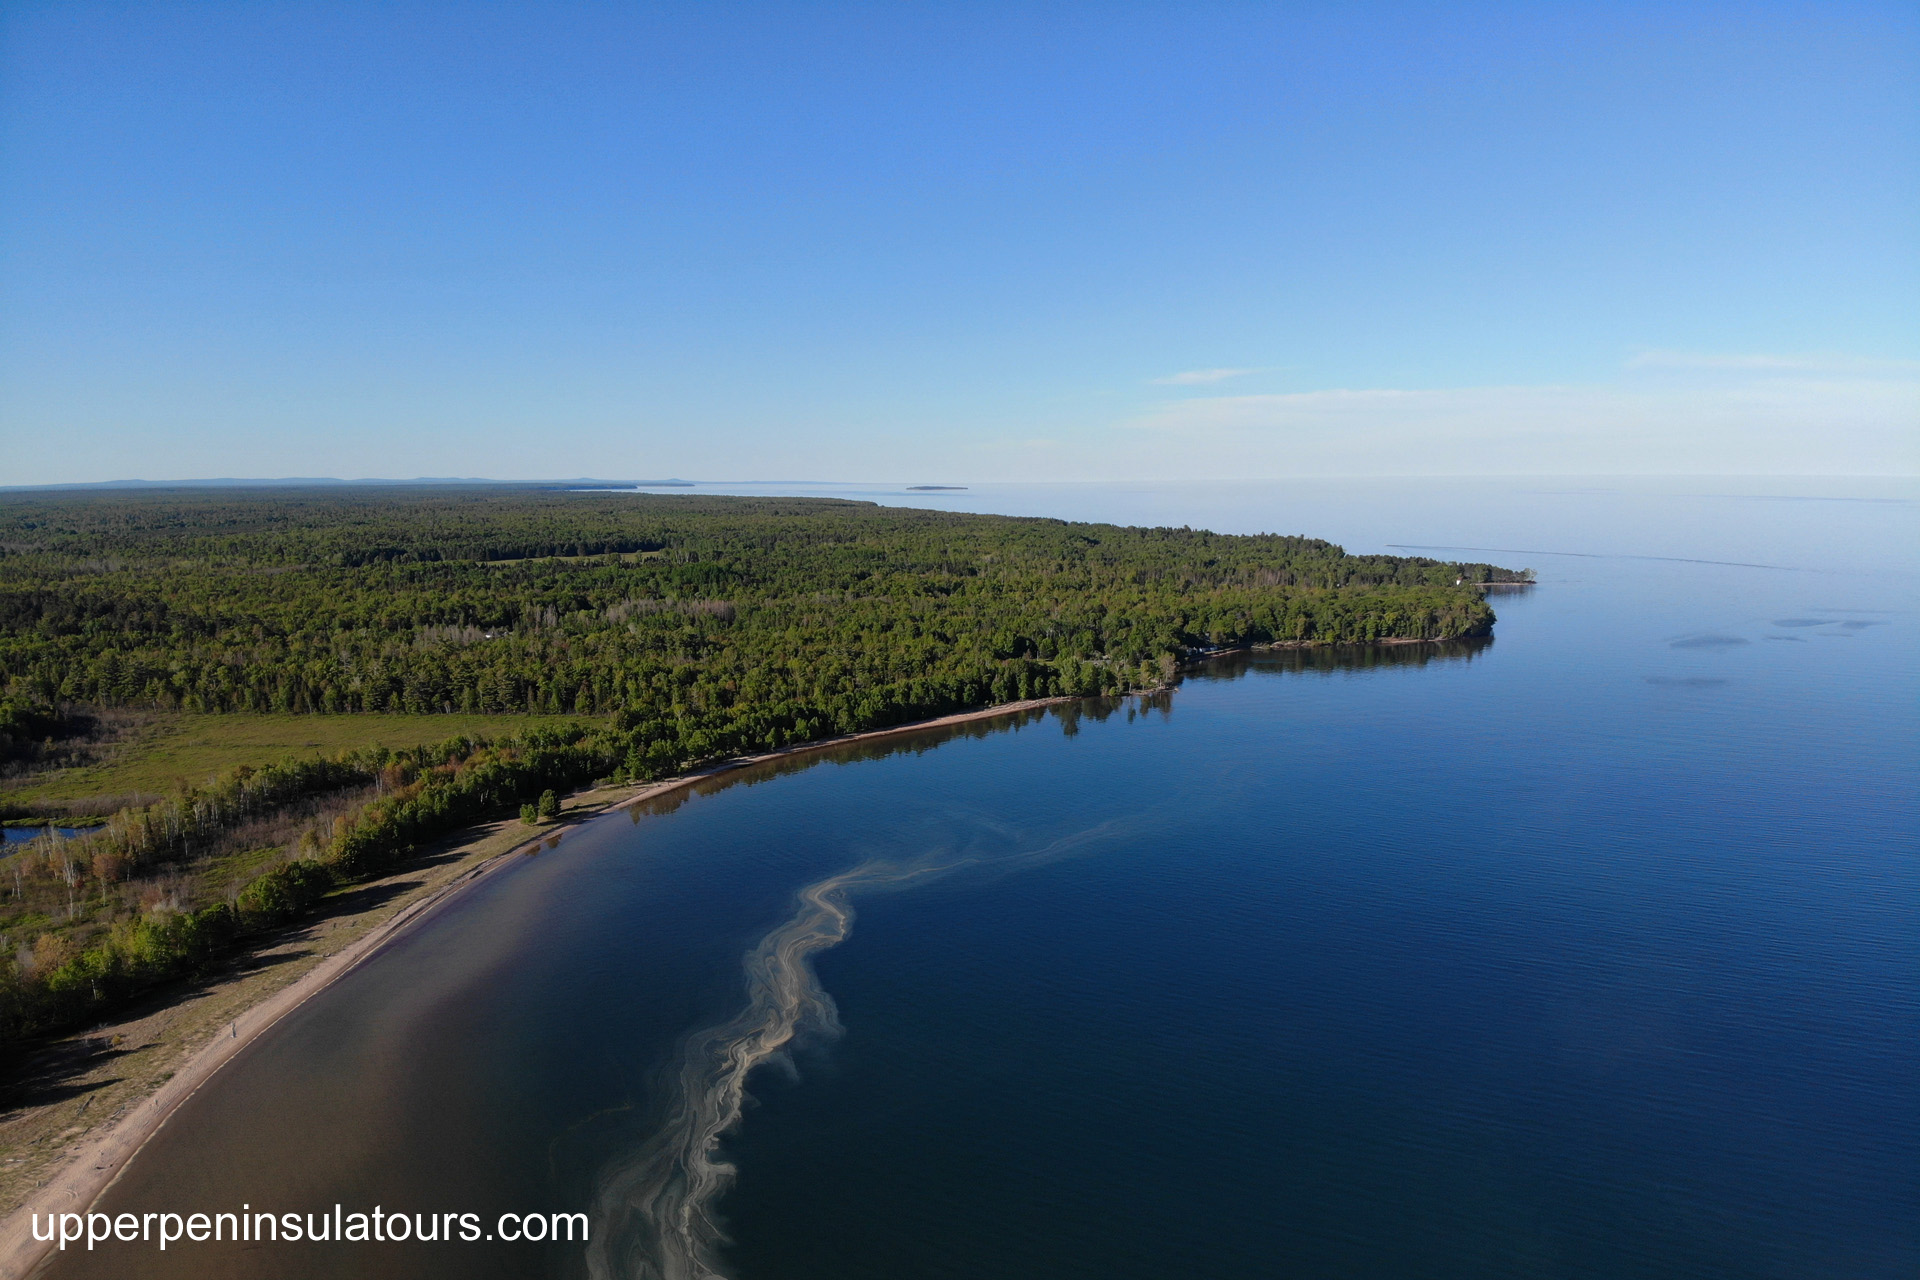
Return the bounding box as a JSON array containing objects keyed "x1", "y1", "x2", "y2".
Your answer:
[
  {"x1": 1151, "y1": 367, "x2": 1257, "y2": 386},
  {"x1": 1121, "y1": 368, "x2": 1919, "y2": 475},
  {"x1": 1626, "y1": 350, "x2": 1920, "y2": 374}
]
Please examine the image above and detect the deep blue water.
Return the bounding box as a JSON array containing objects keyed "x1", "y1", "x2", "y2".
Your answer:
[
  {"x1": 51, "y1": 478, "x2": 1917, "y2": 1280},
  {"x1": 1, "y1": 826, "x2": 89, "y2": 845}
]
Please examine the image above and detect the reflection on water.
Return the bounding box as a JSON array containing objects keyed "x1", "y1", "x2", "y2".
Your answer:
[
  {"x1": 1194, "y1": 636, "x2": 1493, "y2": 680},
  {"x1": 38, "y1": 478, "x2": 1917, "y2": 1280},
  {"x1": 621, "y1": 637, "x2": 1493, "y2": 827},
  {"x1": 622, "y1": 695, "x2": 1198, "y2": 825},
  {"x1": 624, "y1": 706, "x2": 1070, "y2": 822}
]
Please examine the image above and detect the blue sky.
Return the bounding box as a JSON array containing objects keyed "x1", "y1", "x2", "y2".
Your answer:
[{"x1": 2, "y1": 1, "x2": 1914, "y2": 483}]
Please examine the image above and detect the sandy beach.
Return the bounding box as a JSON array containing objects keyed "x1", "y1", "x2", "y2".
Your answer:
[{"x1": 0, "y1": 695, "x2": 1071, "y2": 1279}]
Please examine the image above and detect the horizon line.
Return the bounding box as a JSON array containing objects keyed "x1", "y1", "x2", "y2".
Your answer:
[{"x1": 3, "y1": 472, "x2": 1915, "y2": 494}]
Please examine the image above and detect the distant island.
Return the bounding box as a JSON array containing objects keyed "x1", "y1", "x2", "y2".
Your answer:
[
  {"x1": 0, "y1": 485, "x2": 1528, "y2": 1052},
  {"x1": 907, "y1": 485, "x2": 968, "y2": 491}
]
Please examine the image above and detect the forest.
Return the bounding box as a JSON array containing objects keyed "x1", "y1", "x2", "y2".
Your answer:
[{"x1": 0, "y1": 487, "x2": 1528, "y2": 1046}]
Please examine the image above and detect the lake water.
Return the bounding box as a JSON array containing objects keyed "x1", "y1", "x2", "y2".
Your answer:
[
  {"x1": 48, "y1": 478, "x2": 1917, "y2": 1279},
  {"x1": 1, "y1": 826, "x2": 90, "y2": 846}
]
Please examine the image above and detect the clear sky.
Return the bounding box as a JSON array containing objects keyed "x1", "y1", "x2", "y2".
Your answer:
[{"x1": 2, "y1": 1, "x2": 1914, "y2": 484}]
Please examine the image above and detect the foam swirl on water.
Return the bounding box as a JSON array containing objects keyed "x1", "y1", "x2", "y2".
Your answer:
[{"x1": 589, "y1": 823, "x2": 1124, "y2": 1280}]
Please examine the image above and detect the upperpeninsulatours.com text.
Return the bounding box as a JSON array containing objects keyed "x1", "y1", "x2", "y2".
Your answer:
[{"x1": 33, "y1": 1205, "x2": 588, "y2": 1252}]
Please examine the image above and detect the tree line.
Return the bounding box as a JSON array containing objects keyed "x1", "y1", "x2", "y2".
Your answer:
[
  {"x1": 0, "y1": 727, "x2": 614, "y2": 1045},
  {"x1": 0, "y1": 487, "x2": 1529, "y2": 1050},
  {"x1": 0, "y1": 488, "x2": 1525, "y2": 735}
]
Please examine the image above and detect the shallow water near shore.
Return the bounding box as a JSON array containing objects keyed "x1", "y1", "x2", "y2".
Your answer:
[{"x1": 46, "y1": 477, "x2": 1918, "y2": 1279}]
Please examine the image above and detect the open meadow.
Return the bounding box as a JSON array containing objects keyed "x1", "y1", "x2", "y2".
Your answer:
[{"x1": 4, "y1": 712, "x2": 599, "y2": 810}]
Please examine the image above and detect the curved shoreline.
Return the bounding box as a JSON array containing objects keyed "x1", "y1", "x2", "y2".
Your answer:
[{"x1": 0, "y1": 695, "x2": 1072, "y2": 1280}]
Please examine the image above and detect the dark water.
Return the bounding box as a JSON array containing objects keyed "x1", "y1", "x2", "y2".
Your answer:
[
  {"x1": 1, "y1": 826, "x2": 89, "y2": 846},
  {"x1": 48, "y1": 479, "x2": 1917, "y2": 1279}
]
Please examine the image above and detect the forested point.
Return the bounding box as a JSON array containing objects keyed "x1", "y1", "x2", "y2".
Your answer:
[
  {"x1": 0, "y1": 487, "x2": 1529, "y2": 1045},
  {"x1": 1, "y1": 487, "x2": 1525, "y2": 727}
]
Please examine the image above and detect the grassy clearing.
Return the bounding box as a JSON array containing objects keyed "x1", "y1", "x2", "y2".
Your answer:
[{"x1": 3, "y1": 712, "x2": 601, "y2": 808}]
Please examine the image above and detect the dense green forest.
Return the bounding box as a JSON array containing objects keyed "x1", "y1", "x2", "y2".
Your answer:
[
  {"x1": 0, "y1": 487, "x2": 1527, "y2": 1046},
  {"x1": 0, "y1": 487, "x2": 1521, "y2": 735}
]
